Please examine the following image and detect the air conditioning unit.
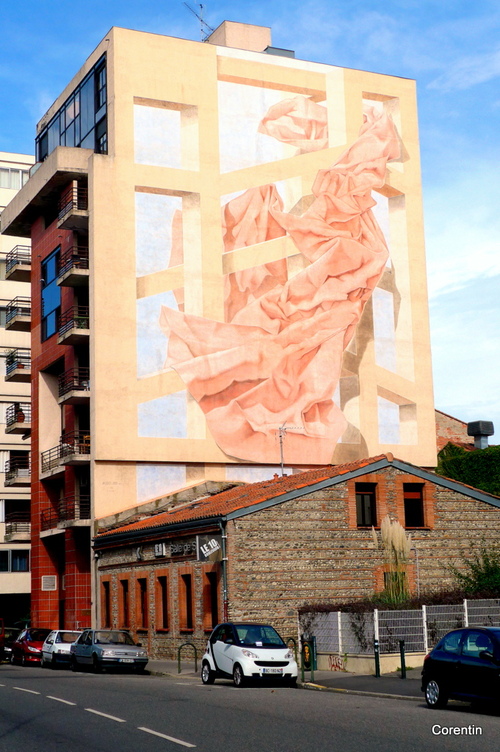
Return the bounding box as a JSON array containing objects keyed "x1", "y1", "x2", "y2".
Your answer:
[{"x1": 41, "y1": 575, "x2": 57, "y2": 591}]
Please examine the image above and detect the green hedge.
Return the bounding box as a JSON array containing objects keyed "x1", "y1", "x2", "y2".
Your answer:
[{"x1": 436, "y1": 443, "x2": 500, "y2": 496}]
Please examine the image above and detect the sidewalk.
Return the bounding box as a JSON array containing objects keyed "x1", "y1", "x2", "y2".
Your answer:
[{"x1": 146, "y1": 659, "x2": 424, "y2": 701}]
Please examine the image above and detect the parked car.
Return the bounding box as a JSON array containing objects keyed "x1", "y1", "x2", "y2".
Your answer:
[
  {"x1": 3, "y1": 627, "x2": 20, "y2": 661},
  {"x1": 11, "y1": 628, "x2": 52, "y2": 665},
  {"x1": 41, "y1": 630, "x2": 82, "y2": 668},
  {"x1": 201, "y1": 622, "x2": 298, "y2": 687},
  {"x1": 422, "y1": 626, "x2": 500, "y2": 708},
  {"x1": 70, "y1": 629, "x2": 148, "y2": 673}
]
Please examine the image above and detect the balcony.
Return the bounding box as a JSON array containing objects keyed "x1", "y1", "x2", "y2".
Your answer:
[
  {"x1": 58, "y1": 367, "x2": 90, "y2": 405},
  {"x1": 5, "y1": 456, "x2": 31, "y2": 486},
  {"x1": 4, "y1": 512, "x2": 31, "y2": 542},
  {"x1": 5, "y1": 296, "x2": 31, "y2": 331},
  {"x1": 5, "y1": 403, "x2": 31, "y2": 434},
  {"x1": 57, "y1": 306, "x2": 89, "y2": 345},
  {"x1": 40, "y1": 495, "x2": 91, "y2": 533},
  {"x1": 40, "y1": 431, "x2": 91, "y2": 477},
  {"x1": 57, "y1": 183, "x2": 88, "y2": 231},
  {"x1": 57, "y1": 245, "x2": 89, "y2": 287},
  {"x1": 5, "y1": 349, "x2": 31, "y2": 382},
  {"x1": 5, "y1": 245, "x2": 31, "y2": 282}
]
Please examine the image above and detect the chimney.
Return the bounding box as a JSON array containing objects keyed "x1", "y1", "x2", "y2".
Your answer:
[{"x1": 467, "y1": 421, "x2": 494, "y2": 450}]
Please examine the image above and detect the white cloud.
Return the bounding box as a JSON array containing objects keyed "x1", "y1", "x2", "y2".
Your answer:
[{"x1": 429, "y1": 47, "x2": 500, "y2": 91}]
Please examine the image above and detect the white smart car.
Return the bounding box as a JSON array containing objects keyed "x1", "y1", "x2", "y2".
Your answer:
[
  {"x1": 201, "y1": 622, "x2": 298, "y2": 687},
  {"x1": 41, "y1": 630, "x2": 82, "y2": 668}
]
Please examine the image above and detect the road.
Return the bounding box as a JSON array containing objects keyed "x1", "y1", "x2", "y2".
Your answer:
[{"x1": 0, "y1": 663, "x2": 498, "y2": 752}]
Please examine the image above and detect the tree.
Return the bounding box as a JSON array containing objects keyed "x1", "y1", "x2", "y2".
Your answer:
[{"x1": 437, "y1": 443, "x2": 500, "y2": 497}]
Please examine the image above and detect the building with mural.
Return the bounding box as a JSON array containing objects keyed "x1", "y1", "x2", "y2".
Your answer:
[
  {"x1": 0, "y1": 151, "x2": 33, "y2": 625},
  {"x1": 0, "y1": 21, "x2": 435, "y2": 629}
]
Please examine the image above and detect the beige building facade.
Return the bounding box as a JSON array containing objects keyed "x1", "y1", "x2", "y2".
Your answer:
[
  {"x1": 0, "y1": 151, "x2": 33, "y2": 624},
  {"x1": 1, "y1": 22, "x2": 435, "y2": 628}
]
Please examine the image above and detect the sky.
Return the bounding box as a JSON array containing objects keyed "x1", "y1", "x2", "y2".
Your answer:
[{"x1": 1, "y1": 0, "x2": 499, "y2": 439}]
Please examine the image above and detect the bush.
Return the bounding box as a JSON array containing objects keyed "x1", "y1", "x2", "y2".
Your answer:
[
  {"x1": 436, "y1": 443, "x2": 500, "y2": 496},
  {"x1": 450, "y1": 542, "x2": 500, "y2": 596}
]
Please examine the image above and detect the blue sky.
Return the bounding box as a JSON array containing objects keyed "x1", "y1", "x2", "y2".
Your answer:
[{"x1": 1, "y1": 0, "x2": 499, "y2": 438}]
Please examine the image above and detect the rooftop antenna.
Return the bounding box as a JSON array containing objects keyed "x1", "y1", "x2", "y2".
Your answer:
[
  {"x1": 278, "y1": 423, "x2": 303, "y2": 477},
  {"x1": 183, "y1": 3, "x2": 214, "y2": 41}
]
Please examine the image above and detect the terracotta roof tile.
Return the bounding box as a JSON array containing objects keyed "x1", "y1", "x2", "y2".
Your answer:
[{"x1": 97, "y1": 454, "x2": 389, "y2": 539}]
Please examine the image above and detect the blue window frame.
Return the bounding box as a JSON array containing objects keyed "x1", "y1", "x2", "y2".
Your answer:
[{"x1": 41, "y1": 248, "x2": 61, "y2": 341}]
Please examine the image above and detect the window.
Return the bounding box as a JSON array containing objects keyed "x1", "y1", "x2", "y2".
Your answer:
[
  {"x1": 41, "y1": 248, "x2": 61, "y2": 340},
  {"x1": 404, "y1": 483, "x2": 425, "y2": 527},
  {"x1": 356, "y1": 483, "x2": 377, "y2": 527},
  {"x1": 0, "y1": 168, "x2": 29, "y2": 190},
  {"x1": 180, "y1": 573, "x2": 193, "y2": 630},
  {"x1": 36, "y1": 55, "x2": 107, "y2": 161},
  {"x1": 0, "y1": 307, "x2": 7, "y2": 327},
  {"x1": 156, "y1": 575, "x2": 169, "y2": 630},
  {"x1": 203, "y1": 571, "x2": 219, "y2": 631},
  {"x1": 119, "y1": 579, "x2": 129, "y2": 628},
  {"x1": 137, "y1": 577, "x2": 148, "y2": 629},
  {"x1": 0, "y1": 549, "x2": 30, "y2": 572},
  {"x1": 101, "y1": 581, "x2": 111, "y2": 628},
  {"x1": 462, "y1": 631, "x2": 494, "y2": 657}
]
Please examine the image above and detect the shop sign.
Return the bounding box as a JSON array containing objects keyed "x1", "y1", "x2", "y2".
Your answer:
[{"x1": 197, "y1": 534, "x2": 222, "y2": 562}]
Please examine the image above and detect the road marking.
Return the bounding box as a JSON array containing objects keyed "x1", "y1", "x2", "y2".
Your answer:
[
  {"x1": 13, "y1": 687, "x2": 40, "y2": 694},
  {"x1": 85, "y1": 708, "x2": 126, "y2": 723},
  {"x1": 138, "y1": 727, "x2": 196, "y2": 747},
  {"x1": 47, "y1": 695, "x2": 77, "y2": 705}
]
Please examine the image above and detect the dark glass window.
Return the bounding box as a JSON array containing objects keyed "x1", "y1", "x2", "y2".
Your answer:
[
  {"x1": 356, "y1": 483, "x2": 377, "y2": 527},
  {"x1": 0, "y1": 551, "x2": 8, "y2": 572},
  {"x1": 404, "y1": 483, "x2": 425, "y2": 527},
  {"x1": 157, "y1": 576, "x2": 169, "y2": 630},
  {"x1": 36, "y1": 56, "x2": 106, "y2": 161},
  {"x1": 41, "y1": 248, "x2": 61, "y2": 341},
  {"x1": 11, "y1": 550, "x2": 29, "y2": 572},
  {"x1": 138, "y1": 578, "x2": 148, "y2": 629}
]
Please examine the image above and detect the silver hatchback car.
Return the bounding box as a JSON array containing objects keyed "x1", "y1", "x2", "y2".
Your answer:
[{"x1": 70, "y1": 629, "x2": 148, "y2": 673}]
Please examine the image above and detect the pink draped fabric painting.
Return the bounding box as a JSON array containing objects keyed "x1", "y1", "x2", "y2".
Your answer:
[{"x1": 160, "y1": 100, "x2": 400, "y2": 464}]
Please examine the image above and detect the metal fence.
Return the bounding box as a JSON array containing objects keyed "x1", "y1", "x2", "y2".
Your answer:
[{"x1": 302, "y1": 599, "x2": 500, "y2": 654}]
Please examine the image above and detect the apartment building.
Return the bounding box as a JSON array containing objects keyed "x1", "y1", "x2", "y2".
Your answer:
[
  {"x1": 0, "y1": 22, "x2": 436, "y2": 629},
  {"x1": 0, "y1": 151, "x2": 33, "y2": 625}
]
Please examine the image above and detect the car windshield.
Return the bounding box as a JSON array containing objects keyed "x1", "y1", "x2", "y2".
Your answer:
[
  {"x1": 28, "y1": 629, "x2": 51, "y2": 641},
  {"x1": 95, "y1": 630, "x2": 135, "y2": 645},
  {"x1": 56, "y1": 631, "x2": 81, "y2": 643},
  {"x1": 235, "y1": 624, "x2": 286, "y2": 647}
]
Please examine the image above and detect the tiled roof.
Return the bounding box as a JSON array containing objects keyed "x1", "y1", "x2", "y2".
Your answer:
[{"x1": 96, "y1": 454, "x2": 390, "y2": 539}]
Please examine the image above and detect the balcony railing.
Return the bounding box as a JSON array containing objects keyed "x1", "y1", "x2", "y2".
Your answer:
[
  {"x1": 5, "y1": 455, "x2": 31, "y2": 484},
  {"x1": 6, "y1": 403, "x2": 31, "y2": 428},
  {"x1": 58, "y1": 306, "x2": 89, "y2": 337},
  {"x1": 5, "y1": 348, "x2": 31, "y2": 377},
  {"x1": 5, "y1": 512, "x2": 31, "y2": 539},
  {"x1": 6, "y1": 245, "x2": 31, "y2": 274},
  {"x1": 40, "y1": 495, "x2": 91, "y2": 531},
  {"x1": 58, "y1": 368, "x2": 90, "y2": 397},
  {"x1": 6, "y1": 296, "x2": 31, "y2": 324},
  {"x1": 58, "y1": 246, "x2": 89, "y2": 278},
  {"x1": 41, "y1": 431, "x2": 91, "y2": 473},
  {"x1": 58, "y1": 184, "x2": 88, "y2": 221}
]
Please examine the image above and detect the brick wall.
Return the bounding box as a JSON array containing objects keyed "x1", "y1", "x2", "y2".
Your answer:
[
  {"x1": 96, "y1": 465, "x2": 500, "y2": 658},
  {"x1": 435, "y1": 410, "x2": 470, "y2": 452}
]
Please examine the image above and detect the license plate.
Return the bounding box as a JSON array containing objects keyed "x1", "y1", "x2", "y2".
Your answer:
[
  {"x1": 120, "y1": 658, "x2": 134, "y2": 663},
  {"x1": 262, "y1": 667, "x2": 283, "y2": 674}
]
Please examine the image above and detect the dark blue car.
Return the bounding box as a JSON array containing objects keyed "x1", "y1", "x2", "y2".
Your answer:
[{"x1": 422, "y1": 627, "x2": 500, "y2": 708}]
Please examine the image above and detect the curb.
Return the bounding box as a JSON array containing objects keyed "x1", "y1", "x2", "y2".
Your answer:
[{"x1": 301, "y1": 682, "x2": 422, "y2": 702}]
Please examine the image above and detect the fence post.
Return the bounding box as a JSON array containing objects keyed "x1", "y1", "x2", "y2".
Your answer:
[
  {"x1": 373, "y1": 639, "x2": 381, "y2": 678},
  {"x1": 374, "y1": 608, "x2": 380, "y2": 643},
  {"x1": 463, "y1": 599, "x2": 469, "y2": 627},
  {"x1": 337, "y1": 611, "x2": 342, "y2": 656},
  {"x1": 399, "y1": 640, "x2": 406, "y2": 679},
  {"x1": 422, "y1": 604, "x2": 428, "y2": 654}
]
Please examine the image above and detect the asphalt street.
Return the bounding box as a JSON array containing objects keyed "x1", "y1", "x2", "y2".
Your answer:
[{"x1": 0, "y1": 662, "x2": 498, "y2": 752}]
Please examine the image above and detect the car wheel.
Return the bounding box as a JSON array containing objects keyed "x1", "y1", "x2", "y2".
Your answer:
[
  {"x1": 21, "y1": 654, "x2": 27, "y2": 667},
  {"x1": 10, "y1": 653, "x2": 16, "y2": 665},
  {"x1": 288, "y1": 677, "x2": 297, "y2": 688},
  {"x1": 92, "y1": 655, "x2": 102, "y2": 674},
  {"x1": 425, "y1": 679, "x2": 448, "y2": 709},
  {"x1": 201, "y1": 661, "x2": 215, "y2": 685},
  {"x1": 233, "y1": 663, "x2": 246, "y2": 688},
  {"x1": 71, "y1": 656, "x2": 80, "y2": 672},
  {"x1": 41, "y1": 655, "x2": 48, "y2": 668},
  {"x1": 51, "y1": 654, "x2": 57, "y2": 669}
]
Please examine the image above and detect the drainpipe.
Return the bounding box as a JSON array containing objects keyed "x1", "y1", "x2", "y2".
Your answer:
[{"x1": 219, "y1": 520, "x2": 229, "y2": 621}]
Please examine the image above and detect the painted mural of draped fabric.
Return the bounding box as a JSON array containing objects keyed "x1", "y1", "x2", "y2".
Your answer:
[{"x1": 160, "y1": 101, "x2": 400, "y2": 464}]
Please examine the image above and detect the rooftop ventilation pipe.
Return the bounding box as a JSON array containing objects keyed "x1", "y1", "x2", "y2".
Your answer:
[{"x1": 467, "y1": 421, "x2": 494, "y2": 450}]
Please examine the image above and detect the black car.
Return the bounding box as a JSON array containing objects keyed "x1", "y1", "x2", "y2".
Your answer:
[{"x1": 422, "y1": 627, "x2": 500, "y2": 708}]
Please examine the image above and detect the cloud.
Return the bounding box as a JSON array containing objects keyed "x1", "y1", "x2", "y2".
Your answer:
[{"x1": 429, "y1": 47, "x2": 500, "y2": 91}]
